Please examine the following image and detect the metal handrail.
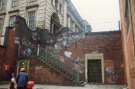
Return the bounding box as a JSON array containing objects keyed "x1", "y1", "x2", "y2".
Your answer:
[{"x1": 35, "y1": 48, "x2": 80, "y2": 84}]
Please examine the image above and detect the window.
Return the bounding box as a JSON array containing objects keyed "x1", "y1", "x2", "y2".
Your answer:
[
  {"x1": 51, "y1": 0, "x2": 54, "y2": 4},
  {"x1": 51, "y1": 0, "x2": 55, "y2": 6},
  {"x1": 51, "y1": 0, "x2": 59, "y2": 11},
  {"x1": 59, "y1": 4, "x2": 62, "y2": 13},
  {"x1": 75, "y1": 25, "x2": 78, "y2": 32},
  {"x1": 0, "y1": 0, "x2": 5, "y2": 10},
  {"x1": 70, "y1": 19, "x2": 74, "y2": 29},
  {"x1": 11, "y1": 0, "x2": 17, "y2": 7},
  {"x1": 9, "y1": 16, "x2": 16, "y2": 27},
  {"x1": 27, "y1": 11, "x2": 36, "y2": 30},
  {"x1": 55, "y1": 0, "x2": 58, "y2": 10},
  {"x1": 0, "y1": 18, "x2": 4, "y2": 33},
  {"x1": 0, "y1": 0, "x2": 2, "y2": 9}
]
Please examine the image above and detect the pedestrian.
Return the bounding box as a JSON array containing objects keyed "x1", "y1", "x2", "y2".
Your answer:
[
  {"x1": 16, "y1": 68, "x2": 28, "y2": 89},
  {"x1": 9, "y1": 73, "x2": 17, "y2": 89}
]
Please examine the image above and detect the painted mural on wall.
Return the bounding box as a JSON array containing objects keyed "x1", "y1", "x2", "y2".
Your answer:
[
  {"x1": 0, "y1": 27, "x2": 17, "y2": 81},
  {"x1": 104, "y1": 60, "x2": 124, "y2": 84},
  {"x1": 0, "y1": 15, "x2": 124, "y2": 85},
  {"x1": 13, "y1": 15, "x2": 83, "y2": 85}
]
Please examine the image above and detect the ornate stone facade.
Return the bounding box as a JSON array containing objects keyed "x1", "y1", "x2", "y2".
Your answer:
[{"x1": 0, "y1": 0, "x2": 84, "y2": 46}]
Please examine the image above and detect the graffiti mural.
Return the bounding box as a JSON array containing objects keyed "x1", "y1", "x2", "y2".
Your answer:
[{"x1": 13, "y1": 15, "x2": 82, "y2": 85}]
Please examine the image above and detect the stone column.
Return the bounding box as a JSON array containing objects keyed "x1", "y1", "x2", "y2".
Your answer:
[
  {"x1": 68, "y1": 17, "x2": 71, "y2": 28},
  {"x1": 63, "y1": 1, "x2": 67, "y2": 27}
]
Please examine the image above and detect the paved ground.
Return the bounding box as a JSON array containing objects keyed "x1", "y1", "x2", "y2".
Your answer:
[{"x1": 0, "y1": 84, "x2": 127, "y2": 89}]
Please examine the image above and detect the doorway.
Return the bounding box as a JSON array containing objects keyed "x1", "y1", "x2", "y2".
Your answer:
[
  {"x1": 85, "y1": 53, "x2": 104, "y2": 83},
  {"x1": 87, "y1": 60, "x2": 102, "y2": 83}
]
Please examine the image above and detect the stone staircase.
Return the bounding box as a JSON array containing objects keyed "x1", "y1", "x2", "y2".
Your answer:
[{"x1": 33, "y1": 48, "x2": 80, "y2": 85}]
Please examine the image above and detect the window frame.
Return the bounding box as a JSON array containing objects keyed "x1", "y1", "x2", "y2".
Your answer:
[
  {"x1": 55, "y1": 0, "x2": 58, "y2": 10},
  {"x1": 11, "y1": 0, "x2": 17, "y2": 8},
  {"x1": 59, "y1": 4, "x2": 62, "y2": 14},
  {"x1": 9, "y1": 15, "x2": 16, "y2": 27},
  {"x1": 27, "y1": 10, "x2": 36, "y2": 30},
  {"x1": 0, "y1": 17, "x2": 4, "y2": 34},
  {"x1": 51, "y1": 0, "x2": 59, "y2": 11},
  {"x1": 0, "y1": 0, "x2": 3, "y2": 10},
  {"x1": 51, "y1": 0, "x2": 54, "y2": 5}
]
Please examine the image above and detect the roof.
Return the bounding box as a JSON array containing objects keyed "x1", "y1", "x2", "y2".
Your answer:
[
  {"x1": 67, "y1": 0, "x2": 83, "y2": 27},
  {"x1": 85, "y1": 31, "x2": 121, "y2": 36}
]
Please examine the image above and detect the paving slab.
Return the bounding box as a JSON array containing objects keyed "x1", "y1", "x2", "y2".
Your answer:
[{"x1": 0, "y1": 84, "x2": 127, "y2": 89}]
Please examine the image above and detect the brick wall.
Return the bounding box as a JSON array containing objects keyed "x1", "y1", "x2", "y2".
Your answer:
[
  {"x1": 0, "y1": 28, "x2": 125, "y2": 85},
  {"x1": 29, "y1": 59, "x2": 72, "y2": 85},
  {"x1": 0, "y1": 28, "x2": 17, "y2": 81},
  {"x1": 64, "y1": 31, "x2": 125, "y2": 84}
]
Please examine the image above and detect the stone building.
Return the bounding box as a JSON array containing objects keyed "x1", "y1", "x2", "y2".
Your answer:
[
  {"x1": 82, "y1": 20, "x2": 92, "y2": 33},
  {"x1": 119, "y1": 0, "x2": 135, "y2": 89},
  {"x1": 0, "y1": 0, "x2": 84, "y2": 46}
]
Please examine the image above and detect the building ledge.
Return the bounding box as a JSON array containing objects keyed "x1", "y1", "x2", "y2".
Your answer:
[
  {"x1": 26, "y1": 4, "x2": 39, "y2": 9},
  {"x1": 0, "y1": 12, "x2": 6, "y2": 16},
  {"x1": 8, "y1": 9, "x2": 19, "y2": 14},
  {"x1": 0, "y1": 8, "x2": 6, "y2": 15},
  {"x1": 85, "y1": 30, "x2": 121, "y2": 36}
]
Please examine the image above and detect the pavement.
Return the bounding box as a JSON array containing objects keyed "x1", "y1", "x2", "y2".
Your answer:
[{"x1": 0, "y1": 84, "x2": 127, "y2": 89}]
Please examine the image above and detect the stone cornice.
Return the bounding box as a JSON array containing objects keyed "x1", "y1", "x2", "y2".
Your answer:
[
  {"x1": 26, "y1": 4, "x2": 39, "y2": 10},
  {"x1": 0, "y1": 12, "x2": 6, "y2": 16},
  {"x1": 8, "y1": 9, "x2": 19, "y2": 14},
  {"x1": 66, "y1": 0, "x2": 83, "y2": 26}
]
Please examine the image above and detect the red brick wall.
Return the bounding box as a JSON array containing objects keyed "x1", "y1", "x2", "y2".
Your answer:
[
  {"x1": 29, "y1": 59, "x2": 72, "y2": 85},
  {"x1": 0, "y1": 28, "x2": 125, "y2": 85},
  {"x1": 0, "y1": 28, "x2": 17, "y2": 80},
  {"x1": 65, "y1": 31, "x2": 125, "y2": 84}
]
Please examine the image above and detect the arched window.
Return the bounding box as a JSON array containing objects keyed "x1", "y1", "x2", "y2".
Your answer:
[
  {"x1": 50, "y1": 13, "x2": 61, "y2": 35},
  {"x1": 55, "y1": 0, "x2": 58, "y2": 9},
  {"x1": 0, "y1": 0, "x2": 5, "y2": 10},
  {"x1": 9, "y1": 15, "x2": 16, "y2": 27}
]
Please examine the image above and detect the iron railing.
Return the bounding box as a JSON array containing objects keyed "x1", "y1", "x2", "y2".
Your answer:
[{"x1": 31, "y1": 47, "x2": 80, "y2": 84}]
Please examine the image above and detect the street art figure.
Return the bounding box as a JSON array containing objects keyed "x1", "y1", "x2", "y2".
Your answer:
[{"x1": 9, "y1": 73, "x2": 17, "y2": 89}]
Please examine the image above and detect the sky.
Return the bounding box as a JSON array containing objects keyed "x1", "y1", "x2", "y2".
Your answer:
[{"x1": 71, "y1": 0, "x2": 120, "y2": 32}]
